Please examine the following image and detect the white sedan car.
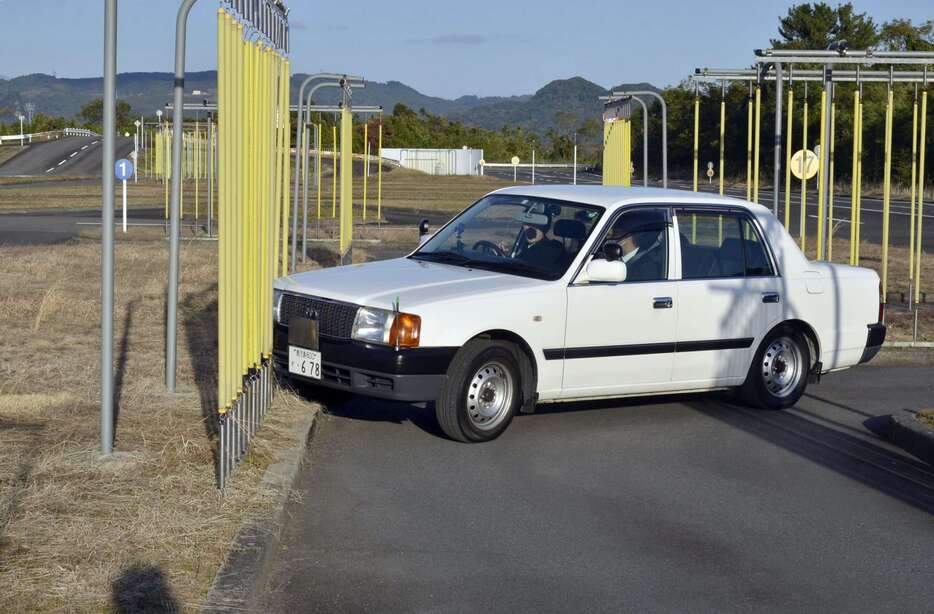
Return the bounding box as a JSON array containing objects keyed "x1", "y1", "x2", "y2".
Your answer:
[{"x1": 273, "y1": 186, "x2": 885, "y2": 442}]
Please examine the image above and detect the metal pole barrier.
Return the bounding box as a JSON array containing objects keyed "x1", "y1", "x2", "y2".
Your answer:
[
  {"x1": 377, "y1": 120, "x2": 383, "y2": 222},
  {"x1": 753, "y1": 83, "x2": 762, "y2": 204},
  {"x1": 573, "y1": 141, "x2": 578, "y2": 185},
  {"x1": 773, "y1": 62, "x2": 783, "y2": 218},
  {"x1": 719, "y1": 82, "x2": 725, "y2": 196},
  {"x1": 302, "y1": 122, "x2": 309, "y2": 263},
  {"x1": 915, "y1": 87, "x2": 927, "y2": 305},
  {"x1": 816, "y1": 75, "x2": 828, "y2": 260},
  {"x1": 827, "y1": 96, "x2": 836, "y2": 261},
  {"x1": 855, "y1": 90, "x2": 864, "y2": 264},
  {"x1": 692, "y1": 84, "x2": 699, "y2": 192},
  {"x1": 166, "y1": 0, "x2": 199, "y2": 393},
  {"x1": 784, "y1": 82, "x2": 794, "y2": 227},
  {"x1": 531, "y1": 149, "x2": 535, "y2": 185},
  {"x1": 332, "y1": 124, "x2": 337, "y2": 218},
  {"x1": 746, "y1": 83, "x2": 753, "y2": 201},
  {"x1": 316, "y1": 123, "x2": 322, "y2": 220},
  {"x1": 100, "y1": 0, "x2": 117, "y2": 456},
  {"x1": 909, "y1": 86, "x2": 919, "y2": 283},
  {"x1": 800, "y1": 82, "x2": 809, "y2": 251},
  {"x1": 881, "y1": 81, "x2": 894, "y2": 302},
  {"x1": 850, "y1": 87, "x2": 860, "y2": 265},
  {"x1": 364, "y1": 122, "x2": 369, "y2": 218}
]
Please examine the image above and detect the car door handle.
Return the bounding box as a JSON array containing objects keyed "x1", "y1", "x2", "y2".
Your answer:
[
  {"x1": 653, "y1": 297, "x2": 673, "y2": 309},
  {"x1": 762, "y1": 293, "x2": 781, "y2": 304}
]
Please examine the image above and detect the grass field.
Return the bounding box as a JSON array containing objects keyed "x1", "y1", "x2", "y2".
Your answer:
[{"x1": 0, "y1": 232, "x2": 343, "y2": 611}]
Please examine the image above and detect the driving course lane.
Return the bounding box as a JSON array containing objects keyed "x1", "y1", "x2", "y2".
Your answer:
[
  {"x1": 0, "y1": 135, "x2": 133, "y2": 177},
  {"x1": 261, "y1": 364, "x2": 934, "y2": 613}
]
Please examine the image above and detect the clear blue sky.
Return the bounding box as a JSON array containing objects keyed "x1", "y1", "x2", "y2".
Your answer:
[{"x1": 0, "y1": 0, "x2": 929, "y2": 98}]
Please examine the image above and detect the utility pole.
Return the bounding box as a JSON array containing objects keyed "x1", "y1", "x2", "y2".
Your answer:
[{"x1": 100, "y1": 0, "x2": 118, "y2": 456}]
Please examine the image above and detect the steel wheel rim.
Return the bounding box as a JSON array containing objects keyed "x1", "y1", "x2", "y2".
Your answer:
[
  {"x1": 465, "y1": 361, "x2": 514, "y2": 431},
  {"x1": 761, "y1": 336, "x2": 802, "y2": 398}
]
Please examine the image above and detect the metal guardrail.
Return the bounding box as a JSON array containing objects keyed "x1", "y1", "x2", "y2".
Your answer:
[{"x1": 0, "y1": 127, "x2": 98, "y2": 144}]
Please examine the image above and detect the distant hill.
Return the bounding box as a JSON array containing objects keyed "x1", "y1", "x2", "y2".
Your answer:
[{"x1": 0, "y1": 71, "x2": 659, "y2": 135}]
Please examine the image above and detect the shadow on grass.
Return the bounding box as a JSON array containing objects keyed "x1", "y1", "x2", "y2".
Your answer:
[
  {"x1": 111, "y1": 563, "x2": 179, "y2": 614},
  {"x1": 180, "y1": 285, "x2": 220, "y2": 486}
]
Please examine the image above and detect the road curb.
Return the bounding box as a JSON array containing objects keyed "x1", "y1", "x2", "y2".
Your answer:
[
  {"x1": 202, "y1": 410, "x2": 319, "y2": 613},
  {"x1": 867, "y1": 409, "x2": 934, "y2": 466}
]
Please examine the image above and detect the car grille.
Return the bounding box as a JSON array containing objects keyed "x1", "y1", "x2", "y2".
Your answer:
[{"x1": 279, "y1": 294, "x2": 359, "y2": 339}]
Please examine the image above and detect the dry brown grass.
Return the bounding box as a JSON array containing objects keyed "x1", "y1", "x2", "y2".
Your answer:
[
  {"x1": 0, "y1": 234, "x2": 319, "y2": 612},
  {"x1": 918, "y1": 410, "x2": 934, "y2": 429}
]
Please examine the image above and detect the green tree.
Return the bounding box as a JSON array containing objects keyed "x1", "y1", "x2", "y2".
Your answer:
[
  {"x1": 879, "y1": 18, "x2": 934, "y2": 51},
  {"x1": 771, "y1": 2, "x2": 878, "y2": 50},
  {"x1": 78, "y1": 98, "x2": 133, "y2": 133}
]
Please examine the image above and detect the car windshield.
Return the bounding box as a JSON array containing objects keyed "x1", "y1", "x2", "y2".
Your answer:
[{"x1": 411, "y1": 194, "x2": 603, "y2": 280}]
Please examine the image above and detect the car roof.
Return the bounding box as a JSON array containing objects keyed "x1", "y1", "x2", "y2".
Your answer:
[{"x1": 492, "y1": 185, "x2": 769, "y2": 215}]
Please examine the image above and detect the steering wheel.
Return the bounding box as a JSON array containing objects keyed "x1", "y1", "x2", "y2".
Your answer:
[{"x1": 472, "y1": 240, "x2": 505, "y2": 257}]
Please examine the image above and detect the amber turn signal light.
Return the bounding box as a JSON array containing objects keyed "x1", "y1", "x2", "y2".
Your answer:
[{"x1": 389, "y1": 313, "x2": 421, "y2": 348}]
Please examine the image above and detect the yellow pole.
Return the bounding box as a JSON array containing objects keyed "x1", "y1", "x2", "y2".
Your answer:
[
  {"x1": 850, "y1": 86, "x2": 859, "y2": 266},
  {"x1": 881, "y1": 86, "x2": 894, "y2": 303},
  {"x1": 784, "y1": 87, "x2": 794, "y2": 228},
  {"x1": 217, "y1": 8, "x2": 227, "y2": 415},
  {"x1": 363, "y1": 122, "x2": 369, "y2": 219},
  {"x1": 909, "y1": 90, "x2": 918, "y2": 282},
  {"x1": 800, "y1": 91, "x2": 809, "y2": 251},
  {"x1": 914, "y1": 90, "x2": 927, "y2": 305},
  {"x1": 332, "y1": 124, "x2": 337, "y2": 218},
  {"x1": 718, "y1": 91, "x2": 725, "y2": 196},
  {"x1": 339, "y1": 105, "x2": 353, "y2": 259},
  {"x1": 816, "y1": 88, "x2": 827, "y2": 260},
  {"x1": 855, "y1": 98, "x2": 864, "y2": 264},
  {"x1": 195, "y1": 122, "x2": 200, "y2": 223},
  {"x1": 316, "y1": 124, "x2": 322, "y2": 218},
  {"x1": 377, "y1": 121, "x2": 383, "y2": 221},
  {"x1": 753, "y1": 85, "x2": 761, "y2": 203},
  {"x1": 746, "y1": 90, "x2": 753, "y2": 201},
  {"x1": 692, "y1": 94, "x2": 699, "y2": 192},
  {"x1": 827, "y1": 100, "x2": 835, "y2": 261}
]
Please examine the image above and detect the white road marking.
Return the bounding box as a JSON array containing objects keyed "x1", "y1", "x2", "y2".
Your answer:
[
  {"x1": 69, "y1": 151, "x2": 78, "y2": 158},
  {"x1": 45, "y1": 167, "x2": 55, "y2": 173},
  {"x1": 81, "y1": 145, "x2": 89, "y2": 150},
  {"x1": 57, "y1": 160, "x2": 66, "y2": 166}
]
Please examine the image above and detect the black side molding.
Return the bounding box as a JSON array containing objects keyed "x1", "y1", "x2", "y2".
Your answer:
[{"x1": 544, "y1": 338, "x2": 753, "y2": 361}]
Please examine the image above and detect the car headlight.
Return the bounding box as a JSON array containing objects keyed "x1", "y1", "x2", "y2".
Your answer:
[
  {"x1": 352, "y1": 306, "x2": 421, "y2": 348},
  {"x1": 273, "y1": 288, "x2": 283, "y2": 323}
]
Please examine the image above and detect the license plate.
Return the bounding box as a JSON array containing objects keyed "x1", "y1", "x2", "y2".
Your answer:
[{"x1": 289, "y1": 346, "x2": 322, "y2": 380}]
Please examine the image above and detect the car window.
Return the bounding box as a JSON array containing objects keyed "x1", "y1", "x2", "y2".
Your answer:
[
  {"x1": 413, "y1": 194, "x2": 603, "y2": 280},
  {"x1": 597, "y1": 208, "x2": 668, "y2": 282},
  {"x1": 677, "y1": 211, "x2": 744, "y2": 279},
  {"x1": 741, "y1": 218, "x2": 775, "y2": 276},
  {"x1": 675, "y1": 210, "x2": 776, "y2": 279}
]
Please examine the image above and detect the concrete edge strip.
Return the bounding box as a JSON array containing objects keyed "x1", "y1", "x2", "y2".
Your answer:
[
  {"x1": 885, "y1": 341, "x2": 934, "y2": 349},
  {"x1": 202, "y1": 410, "x2": 320, "y2": 613}
]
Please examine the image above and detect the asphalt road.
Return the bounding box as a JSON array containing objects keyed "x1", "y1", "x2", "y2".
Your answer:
[
  {"x1": 483, "y1": 166, "x2": 933, "y2": 251},
  {"x1": 0, "y1": 135, "x2": 133, "y2": 177},
  {"x1": 0, "y1": 207, "x2": 193, "y2": 246},
  {"x1": 261, "y1": 365, "x2": 934, "y2": 613}
]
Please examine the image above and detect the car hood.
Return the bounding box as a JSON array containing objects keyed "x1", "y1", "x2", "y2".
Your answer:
[{"x1": 275, "y1": 257, "x2": 549, "y2": 309}]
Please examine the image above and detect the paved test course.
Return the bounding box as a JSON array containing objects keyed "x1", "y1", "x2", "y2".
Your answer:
[
  {"x1": 0, "y1": 135, "x2": 133, "y2": 177},
  {"x1": 261, "y1": 364, "x2": 934, "y2": 613}
]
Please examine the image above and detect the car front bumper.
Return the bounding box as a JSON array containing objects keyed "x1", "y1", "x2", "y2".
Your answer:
[
  {"x1": 859, "y1": 323, "x2": 886, "y2": 364},
  {"x1": 273, "y1": 324, "x2": 457, "y2": 402}
]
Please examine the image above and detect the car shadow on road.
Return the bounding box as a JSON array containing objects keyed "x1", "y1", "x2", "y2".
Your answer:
[
  {"x1": 295, "y1": 384, "x2": 447, "y2": 439},
  {"x1": 686, "y1": 395, "x2": 934, "y2": 515}
]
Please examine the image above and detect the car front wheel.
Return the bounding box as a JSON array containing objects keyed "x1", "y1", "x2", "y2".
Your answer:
[
  {"x1": 741, "y1": 326, "x2": 810, "y2": 410},
  {"x1": 435, "y1": 339, "x2": 523, "y2": 442}
]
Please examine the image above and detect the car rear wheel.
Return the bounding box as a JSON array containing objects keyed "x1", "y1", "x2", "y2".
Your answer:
[
  {"x1": 741, "y1": 326, "x2": 810, "y2": 410},
  {"x1": 435, "y1": 339, "x2": 523, "y2": 442}
]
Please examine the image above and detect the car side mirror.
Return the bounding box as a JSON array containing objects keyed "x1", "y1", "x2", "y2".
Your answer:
[
  {"x1": 418, "y1": 219, "x2": 431, "y2": 245},
  {"x1": 585, "y1": 258, "x2": 627, "y2": 283}
]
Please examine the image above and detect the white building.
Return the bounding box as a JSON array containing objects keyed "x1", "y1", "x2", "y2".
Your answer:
[{"x1": 380, "y1": 147, "x2": 483, "y2": 176}]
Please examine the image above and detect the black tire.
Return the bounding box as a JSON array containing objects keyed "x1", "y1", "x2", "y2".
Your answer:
[
  {"x1": 435, "y1": 339, "x2": 524, "y2": 442},
  {"x1": 740, "y1": 325, "x2": 811, "y2": 410}
]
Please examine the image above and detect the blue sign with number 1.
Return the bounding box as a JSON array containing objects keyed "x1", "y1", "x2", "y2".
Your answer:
[{"x1": 115, "y1": 159, "x2": 134, "y2": 181}]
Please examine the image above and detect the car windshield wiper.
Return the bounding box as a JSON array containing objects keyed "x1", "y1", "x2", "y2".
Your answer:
[
  {"x1": 412, "y1": 250, "x2": 474, "y2": 265},
  {"x1": 467, "y1": 259, "x2": 553, "y2": 279}
]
